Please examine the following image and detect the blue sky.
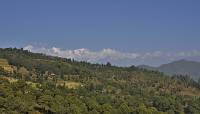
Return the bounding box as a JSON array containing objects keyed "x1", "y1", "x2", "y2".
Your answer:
[{"x1": 0, "y1": 0, "x2": 200, "y2": 66}]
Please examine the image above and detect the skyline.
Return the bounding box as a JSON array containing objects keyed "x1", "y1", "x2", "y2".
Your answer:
[
  {"x1": 23, "y1": 44, "x2": 200, "y2": 66},
  {"x1": 0, "y1": 0, "x2": 200, "y2": 66}
]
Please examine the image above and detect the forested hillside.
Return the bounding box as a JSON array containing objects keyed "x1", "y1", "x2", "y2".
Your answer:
[
  {"x1": 0, "y1": 48, "x2": 200, "y2": 114},
  {"x1": 138, "y1": 60, "x2": 200, "y2": 80}
]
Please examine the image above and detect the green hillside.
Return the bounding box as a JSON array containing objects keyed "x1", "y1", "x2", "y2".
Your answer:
[{"x1": 0, "y1": 48, "x2": 200, "y2": 114}]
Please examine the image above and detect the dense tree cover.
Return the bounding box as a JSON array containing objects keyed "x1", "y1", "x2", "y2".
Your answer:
[{"x1": 0, "y1": 48, "x2": 200, "y2": 114}]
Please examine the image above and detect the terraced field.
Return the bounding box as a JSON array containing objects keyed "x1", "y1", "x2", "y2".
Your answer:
[
  {"x1": 0, "y1": 58, "x2": 13, "y2": 73},
  {"x1": 56, "y1": 80, "x2": 82, "y2": 89}
]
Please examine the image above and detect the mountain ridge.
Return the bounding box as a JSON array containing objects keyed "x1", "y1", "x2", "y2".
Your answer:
[{"x1": 138, "y1": 59, "x2": 200, "y2": 80}]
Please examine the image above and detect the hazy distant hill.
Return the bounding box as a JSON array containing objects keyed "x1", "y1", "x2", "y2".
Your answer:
[
  {"x1": 138, "y1": 59, "x2": 200, "y2": 80},
  {"x1": 137, "y1": 64, "x2": 157, "y2": 71}
]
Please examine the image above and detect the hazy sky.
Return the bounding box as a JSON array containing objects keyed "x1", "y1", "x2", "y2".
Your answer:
[{"x1": 0, "y1": 0, "x2": 200, "y2": 66}]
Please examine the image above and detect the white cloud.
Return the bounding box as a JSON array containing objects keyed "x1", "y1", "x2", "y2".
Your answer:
[
  {"x1": 23, "y1": 45, "x2": 33, "y2": 51},
  {"x1": 23, "y1": 45, "x2": 200, "y2": 66},
  {"x1": 24, "y1": 45, "x2": 140, "y2": 62}
]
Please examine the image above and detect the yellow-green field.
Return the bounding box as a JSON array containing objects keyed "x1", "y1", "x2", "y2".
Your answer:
[
  {"x1": 180, "y1": 87, "x2": 200, "y2": 97},
  {"x1": 1, "y1": 77, "x2": 18, "y2": 83},
  {"x1": 1, "y1": 77, "x2": 41, "y2": 89},
  {"x1": 0, "y1": 58, "x2": 13, "y2": 73},
  {"x1": 56, "y1": 80, "x2": 82, "y2": 89},
  {"x1": 26, "y1": 81, "x2": 41, "y2": 89}
]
